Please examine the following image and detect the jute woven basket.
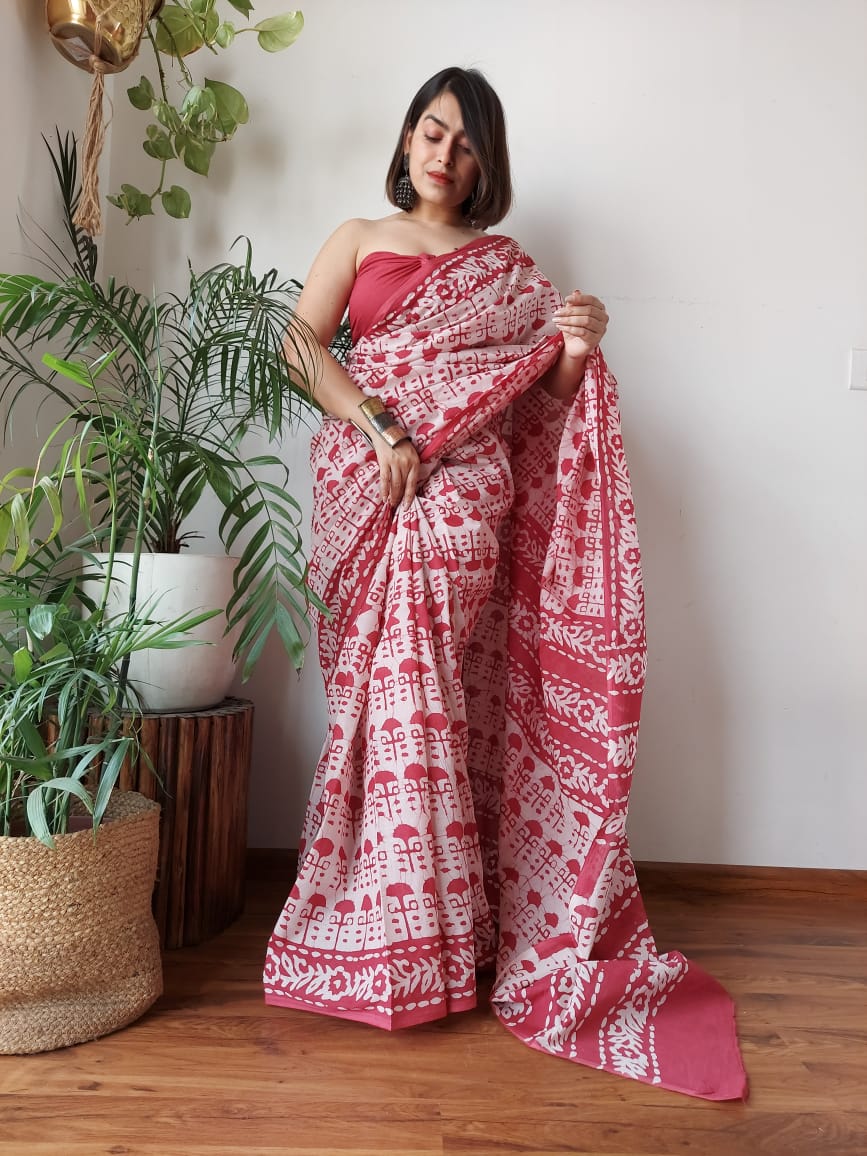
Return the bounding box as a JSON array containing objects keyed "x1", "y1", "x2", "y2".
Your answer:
[{"x1": 0, "y1": 791, "x2": 162, "y2": 1054}]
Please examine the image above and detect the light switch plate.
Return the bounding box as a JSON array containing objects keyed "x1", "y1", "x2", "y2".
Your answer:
[{"x1": 849, "y1": 348, "x2": 867, "y2": 391}]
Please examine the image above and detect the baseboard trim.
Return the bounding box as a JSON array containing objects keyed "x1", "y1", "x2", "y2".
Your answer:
[
  {"x1": 246, "y1": 848, "x2": 866, "y2": 901},
  {"x1": 636, "y1": 861, "x2": 867, "y2": 900},
  {"x1": 246, "y1": 847, "x2": 297, "y2": 881}
]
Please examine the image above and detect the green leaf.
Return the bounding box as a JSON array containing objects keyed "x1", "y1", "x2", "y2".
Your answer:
[
  {"x1": 225, "y1": 0, "x2": 253, "y2": 16},
  {"x1": 143, "y1": 127, "x2": 175, "y2": 160},
  {"x1": 0, "y1": 507, "x2": 11, "y2": 556},
  {"x1": 127, "y1": 75, "x2": 154, "y2": 110},
  {"x1": 26, "y1": 778, "x2": 94, "y2": 849},
  {"x1": 189, "y1": 0, "x2": 215, "y2": 15},
  {"x1": 255, "y1": 11, "x2": 304, "y2": 52},
  {"x1": 38, "y1": 642, "x2": 71, "y2": 664},
  {"x1": 214, "y1": 21, "x2": 235, "y2": 48},
  {"x1": 236, "y1": 521, "x2": 270, "y2": 573},
  {"x1": 17, "y1": 718, "x2": 48, "y2": 761},
  {"x1": 12, "y1": 647, "x2": 33, "y2": 682},
  {"x1": 154, "y1": 101, "x2": 183, "y2": 133},
  {"x1": 181, "y1": 85, "x2": 218, "y2": 122},
  {"x1": 153, "y1": 5, "x2": 209, "y2": 57},
  {"x1": 92, "y1": 737, "x2": 134, "y2": 826},
  {"x1": 110, "y1": 184, "x2": 154, "y2": 218},
  {"x1": 36, "y1": 476, "x2": 63, "y2": 543},
  {"x1": 42, "y1": 351, "x2": 93, "y2": 388},
  {"x1": 28, "y1": 603, "x2": 58, "y2": 640},
  {"x1": 181, "y1": 136, "x2": 216, "y2": 176},
  {"x1": 162, "y1": 185, "x2": 192, "y2": 219},
  {"x1": 274, "y1": 600, "x2": 305, "y2": 666},
  {"x1": 9, "y1": 493, "x2": 29, "y2": 571},
  {"x1": 204, "y1": 79, "x2": 249, "y2": 136}
]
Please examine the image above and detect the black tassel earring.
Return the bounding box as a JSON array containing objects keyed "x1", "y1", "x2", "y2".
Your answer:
[{"x1": 395, "y1": 154, "x2": 416, "y2": 211}]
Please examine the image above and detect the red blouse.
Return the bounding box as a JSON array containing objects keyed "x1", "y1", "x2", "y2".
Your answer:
[
  {"x1": 348, "y1": 250, "x2": 451, "y2": 344},
  {"x1": 347, "y1": 237, "x2": 499, "y2": 344}
]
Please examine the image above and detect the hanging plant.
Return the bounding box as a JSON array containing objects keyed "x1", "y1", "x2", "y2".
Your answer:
[
  {"x1": 45, "y1": 1, "x2": 303, "y2": 231},
  {"x1": 112, "y1": 2, "x2": 303, "y2": 221}
]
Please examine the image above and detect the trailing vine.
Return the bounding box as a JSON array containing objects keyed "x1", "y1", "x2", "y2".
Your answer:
[{"x1": 108, "y1": 1, "x2": 303, "y2": 221}]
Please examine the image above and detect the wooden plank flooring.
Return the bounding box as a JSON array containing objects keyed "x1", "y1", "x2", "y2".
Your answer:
[{"x1": 1, "y1": 859, "x2": 865, "y2": 1155}]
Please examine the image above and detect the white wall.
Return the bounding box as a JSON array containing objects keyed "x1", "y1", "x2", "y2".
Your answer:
[
  {"x1": 1, "y1": 5, "x2": 94, "y2": 270},
  {"x1": 19, "y1": 0, "x2": 867, "y2": 867}
]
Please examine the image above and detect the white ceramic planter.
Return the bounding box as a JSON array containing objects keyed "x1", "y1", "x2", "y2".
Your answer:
[{"x1": 88, "y1": 552, "x2": 239, "y2": 713}]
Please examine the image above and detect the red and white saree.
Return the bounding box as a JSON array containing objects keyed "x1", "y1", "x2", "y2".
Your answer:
[{"x1": 264, "y1": 235, "x2": 747, "y2": 1100}]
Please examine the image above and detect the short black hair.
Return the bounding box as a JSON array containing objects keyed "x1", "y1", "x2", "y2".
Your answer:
[{"x1": 385, "y1": 67, "x2": 512, "y2": 229}]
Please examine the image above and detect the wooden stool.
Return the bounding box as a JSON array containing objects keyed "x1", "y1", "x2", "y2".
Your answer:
[{"x1": 120, "y1": 697, "x2": 254, "y2": 949}]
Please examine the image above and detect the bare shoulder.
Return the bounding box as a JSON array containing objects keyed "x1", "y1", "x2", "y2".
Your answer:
[
  {"x1": 296, "y1": 219, "x2": 370, "y2": 339},
  {"x1": 313, "y1": 218, "x2": 367, "y2": 265},
  {"x1": 352, "y1": 214, "x2": 408, "y2": 267}
]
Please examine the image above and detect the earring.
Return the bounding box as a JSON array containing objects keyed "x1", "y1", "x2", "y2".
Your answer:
[
  {"x1": 395, "y1": 154, "x2": 416, "y2": 211},
  {"x1": 465, "y1": 184, "x2": 480, "y2": 228}
]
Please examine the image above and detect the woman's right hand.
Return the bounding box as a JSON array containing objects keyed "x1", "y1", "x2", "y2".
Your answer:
[{"x1": 375, "y1": 436, "x2": 421, "y2": 508}]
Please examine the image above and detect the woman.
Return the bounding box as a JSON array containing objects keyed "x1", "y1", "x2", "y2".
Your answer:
[{"x1": 265, "y1": 67, "x2": 746, "y2": 1101}]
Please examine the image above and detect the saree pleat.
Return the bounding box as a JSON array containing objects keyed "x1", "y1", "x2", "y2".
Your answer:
[{"x1": 264, "y1": 236, "x2": 747, "y2": 1099}]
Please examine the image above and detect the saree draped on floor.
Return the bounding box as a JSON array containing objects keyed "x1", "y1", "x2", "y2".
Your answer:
[{"x1": 264, "y1": 235, "x2": 746, "y2": 1101}]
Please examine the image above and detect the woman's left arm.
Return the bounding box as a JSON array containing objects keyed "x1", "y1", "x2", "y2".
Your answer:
[{"x1": 541, "y1": 291, "x2": 609, "y2": 399}]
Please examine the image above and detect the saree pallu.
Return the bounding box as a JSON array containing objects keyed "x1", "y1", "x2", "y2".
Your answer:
[{"x1": 264, "y1": 235, "x2": 747, "y2": 1101}]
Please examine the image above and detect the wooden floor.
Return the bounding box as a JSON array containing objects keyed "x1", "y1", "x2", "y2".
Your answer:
[{"x1": 1, "y1": 859, "x2": 865, "y2": 1156}]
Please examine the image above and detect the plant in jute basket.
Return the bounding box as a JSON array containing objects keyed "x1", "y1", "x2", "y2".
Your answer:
[
  {"x1": 0, "y1": 794, "x2": 163, "y2": 1054},
  {"x1": 0, "y1": 342, "x2": 186, "y2": 1051}
]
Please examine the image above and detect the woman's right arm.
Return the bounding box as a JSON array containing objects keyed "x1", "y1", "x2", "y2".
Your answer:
[{"x1": 285, "y1": 220, "x2": 420, "y2": 508}]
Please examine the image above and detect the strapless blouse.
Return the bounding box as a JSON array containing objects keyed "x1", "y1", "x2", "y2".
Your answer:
[
  {"x1": 347, "y1": 237, "x2": 497, "y2": 344},
  {"x1": 348, "y1": 251, "x2": 445, "y2": 345}
]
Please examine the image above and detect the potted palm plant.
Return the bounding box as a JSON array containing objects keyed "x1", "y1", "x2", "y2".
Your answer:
[{"x1": 1, "y1": 133, "x2": 321, "y2": 711}]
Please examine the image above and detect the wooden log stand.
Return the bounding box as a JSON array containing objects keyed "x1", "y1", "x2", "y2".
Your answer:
[{"x1": 119, "y1": 697, "x2": 254, "y2": 950}]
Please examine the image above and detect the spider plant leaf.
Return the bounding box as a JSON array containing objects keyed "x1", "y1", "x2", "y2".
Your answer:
[
  {"x1": 36, "y1": 476, "x2": 64, "y2": 543},
  {"x1": 12, "y1": 646, "x2": 33, "y2": 682},
  {"x1": 9, "y1": 493, "x2": 30, "y2": 572},
  {"x1": 26, "y1": 777, "x2": 94, "y2": 849},
  {"x1": 92, "y1": 735, "x2": 135, "y2": 825},
  {"x1": 134, "y1": 608, "x2": 221, "y2": 649}
]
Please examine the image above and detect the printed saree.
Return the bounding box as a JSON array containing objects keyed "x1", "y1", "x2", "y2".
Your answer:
[{"x1": 264, "y1": 234, "x2": 747, "y2": 1100}]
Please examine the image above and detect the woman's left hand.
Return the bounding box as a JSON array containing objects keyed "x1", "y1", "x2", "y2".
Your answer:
[{"x1": 553, "y1": 291, "x2": 609, "y2": 359}]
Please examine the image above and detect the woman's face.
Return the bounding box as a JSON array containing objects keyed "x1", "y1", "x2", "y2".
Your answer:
[{"x1": 404, "y1": 90, "x2": 481, "y2": 214}]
